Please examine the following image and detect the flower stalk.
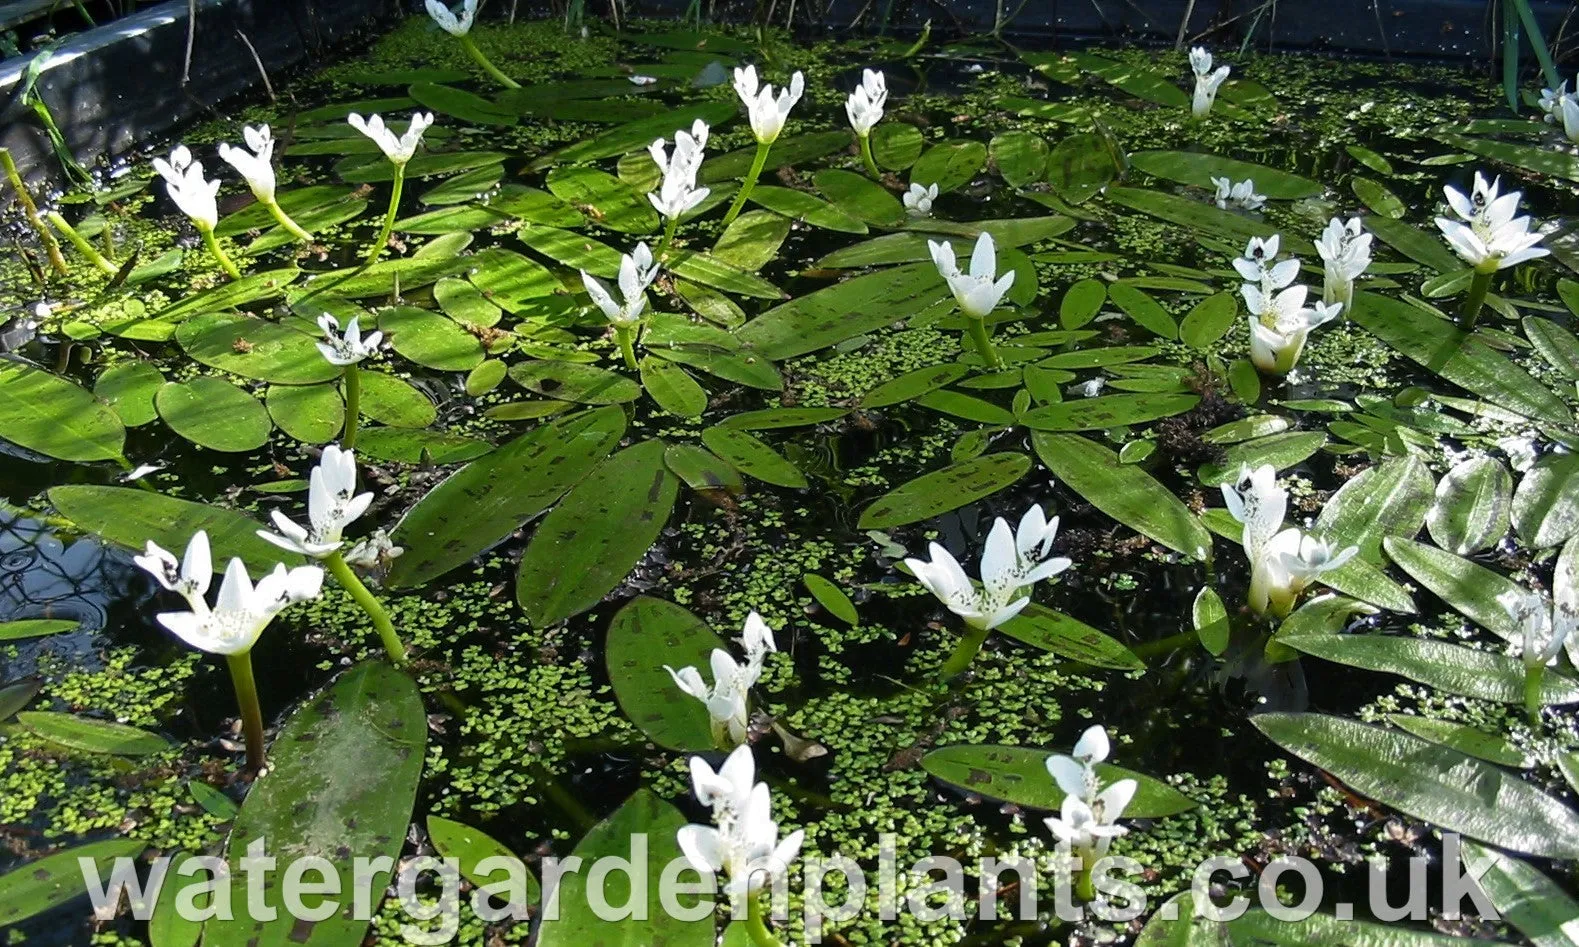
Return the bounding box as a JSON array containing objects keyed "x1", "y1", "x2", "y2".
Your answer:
[
  {"x1": 858, "y1": 134, "x2": 881, "y2": 179},
  {"x1": 1460, "y1": 266, "x2": 1495, "y2": 330},
  {"x1": 226, "y1": 651, "x2": 267, "y2": 773},
  {"x1": 458, "y1": 34, "x2": 520, "y2": 88},
  {"x1": 367, "y1": 163, "x2": 405, "y2": 268},
  {"x1": 2, "y1": 147, "x2": 68, "y2": 276},
  {"x1": 744, "y1": 895, "x2": 784, "y2": 947},
  {"x1": 1525, "y1": 662, "x2": 1545, "y2": 726},
  {"x1": 201, "y1": 226, "x2": 243, "y2": 279},
  {"x1": 722, "y1": 140, "x2": 771, "y2": 227},
  {"x1": 325, "y1": 549, "x2": 409, "y2": 665},
  {"x1": 342, "y1": 363, "x2": 362, "y2": 449},
  {"x1": 614, "y1": 325, "x2": 638, "y2": 370},
  {"x1": 45, "y1": 210, "x2": 117, "y2": 275},
  {"x1": 941, "y1": 624, "x2": 993, "y2": 679},
  {"x1": 964, "y1": 317, "x2": 1002, "y2": 370}
]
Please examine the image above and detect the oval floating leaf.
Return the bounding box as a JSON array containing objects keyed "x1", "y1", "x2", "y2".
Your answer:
[
  {"x1": 1032, "y1": 432, "x2": 1211, "y2": 558},
  {"x1": 858, "y1": 453, "x2": 1032, "y2": 529},
  {"x1": 1428, "y1": 457, "x2": 1512, "y2": 555},
  {"x1": 156, "y1": 377, "x2": 271, "y2": 452},
  {"x1": 0, "y1": 362, "x2": 125, "y2": 461},
  {"x1": 700, "y1": 427, "x2": 807, "y2": 489},
  {"x1": 17, "y1": 712, "x2": 171, "y2": 755},
  {"x1": 49, "y1": 485, "x2": 299, "y2": 571},
  {"x1": 0, "y1": 838, "x2": 147, "y2": 927},
  {"x1": 509, "y1": 359, "x2": 642, "y2": 404},
  {"x1": 605, "y1": 595, "x2": 728, "y2": 751},
  {"x1": 921, "y1": 744, "x2": 1195, "y2": 818},
  {"x1": 516, "y1": 440, "x2": 679, "y2": 625}
]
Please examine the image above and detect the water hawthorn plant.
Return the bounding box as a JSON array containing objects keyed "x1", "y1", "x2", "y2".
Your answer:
[
  {"x1": 679, "y1": 744, "x2": 803, "y2": 947},
  {"x1": 929, "y1": 231, "x2": 1016, "y2": 369},
  {"x1": 134, "y1": 532, "x2": 323, "y2": 772},
  {"x1": 1221, "y1": 465, "x2": 1359, "y2": 618},
  {"x1": 666, "y1": 612, "x2": 778, "y2": 749},
  {"x1": 581, "y1": 242, "x2": 660, "y2": 369},
  {"x1": 347, "y1": 110, "x2": 436, "y2": 268},
  {"x1": 845, "y1": 68, "x2": 887, "y2": 179},
  {"x1": 1045, "y1": 726, "x2": 1136, "y2": 902},
  {"x1": 904, "y1": 504, "x2": 1071, "y2": 678},
  {"x1": 1500, "y1": 585, "x2": 1577, "y2": 724},
  {"x1": 1188, "y1": 46, "x2": 1230, "y2": 118},
  {"x1": 722, "y1": 65, "x2": 805, "y2": 226},
  {"x1": 424, "y1": 0, "x2": 521, "y2": 90},
  {"x1": 649, "y1": 119, "x2": 710, "y2": 256},
  {"x1": 1434, "y1": 171, "x2": 1549, "y2": 329}
]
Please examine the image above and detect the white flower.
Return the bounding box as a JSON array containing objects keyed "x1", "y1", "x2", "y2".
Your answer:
[
  {"x1": 1560, "y1": 95, "x2": 1579, "y2": 144},
  {"x1": 1499, "y1": 587, "x2": 1577, "y2": 669},
  {"x1": 154, "y1": 556, "x2": 323, "y2": 655},
  {"x1": 664, "y1": 612, "x2": 777, "y2": 748},
  {"x1": 929, "y1": 232, "x2": 1016, "y2": 319},
  {"x1": 425, "y1": 0, "x2": 477, "y2": 36},
  {"x1": 257, "y1": 445, "x2": 375, "y2": 559},
  {"x1": 845, "y1": 68, "x2": 887, "y2": 137},
  {"x1": 1222, "y1": 465, "x2": 1356, "y2": 616},
  {"x1": 347, "y1": 111, "x2": 434, "y2": 165},
  {"x1": 904, "y1": 505, "x2": 1070, "y2": 632},
  {"x1": 1314, "y1": 217, "x2": 1372, "y2": 308},
  {"x1": 1189, "y1": 47, "x2": 1230, "y2": 118},
  {"x1": 152, "y1": 145, "x2": 221, "y2": 231},
  {"x1": 1046, "y1": 724, "x2": 1111, "y2": 801},
  {"x1": 134, "y1": 531, "x2": 213, "y2": 612},
  {"x1": 1435, "y1": 172, "x2": 1549, "y2": 272},
  {"x1": 315, "y1": 314, "x2": 383, "y2": 367},
  {"x1": 677, "y1": 745, "x2": 804, "y2": 903},
  {"x1": 1044, "y1": 779, "x2": 1136, "y2": 858},
  {"x1": 648, "y1": 120, "x2": 710, "y2": 221},
  {"x1": 581, "y1": 243, "x2": 657, "y2": 327},
  {"x1": 903, "y1": 182, "x2": 937, "y2": 217},
  {"x1": 733, "y1": 65, "x2": 804, "y2": 144},
  {"x1": 1500, "y1": 433, "x2": 1541, "y2": 473},
  {"x1": 217, "y1": 124, "x2": 278, "y2": 204},
  {"x1": 629, "y1": 75, "x2": 658, "y2": 86},
  {"x1": 343, "y1": 528, "x2": 404, "y2": 569},
  {"x1": 1212, "y1": 176, "x2": 1264, "y2": 211},
  {"x1": 1231, "y1": 235, "x2": 1299, "y2": 289},
  {"x1": 1247, "y1": 297, "x2": 1343, "y2": 375},
  {"x1": 1540, "y1": 81, "x2": 1570, "y2": 123}
]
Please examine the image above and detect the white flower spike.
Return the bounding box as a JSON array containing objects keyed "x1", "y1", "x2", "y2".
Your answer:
[
  {"x1": 315, "y1": 314, "x2": 383, "y2": 367},
  {"x1": 1222, "y1": 465, "x2": 1356, "y2": 616},
  {"x1": 1314, "y1": 217, "x2": 1372, "y2": 309},
  {"x1": 257, "y1": 445, "x2": 376, "y2": 560},
  {"x1": 152, "y1": 145, "x2": 221, "y2": 231},
  {"x1": 134, "y1": 531, "x2": 214, "y2": 613},
  {"x1": 1540, "y1": 81, "x2": 1570, "y2": 123},
  {"x1": 1212, "y1": 176, "x2": 1265, "y2": 211},
  {"x1": 217, "y1": 124, "x2": 278, "y2": 204},
  {"x1": 1232, "y1": 235, "x2": 1299, "y2": 290},
  {"x1": 904, "y1": 182, "x2": 938, "y2": 217},
  {"x1": 1500, "y1": 587, "x2": 1577, "y2": 670},
  {"x1": 929, "y1": 232, "x2": 1016, "y2": 320},
  {"x1": 154, "y1": 556, "x2": 323, "y2": 656},
  {"x1": 905, "y1": 504, "x2": 1070, "y2": 637},
  {"x1": 846, "y1": 68, "x2": 887, "y2": 137},
  {"x1": 1247, "y1": 297, "x2": 1343, "y2": 376},
  {"x1": 678, "y1": 744, "x2": 805, "y2": 906},
  {"x1": 343, "y1": 528, "x2": 404, "y2": 570},
  {"x1": 1046, "y1": 724, "x2": 1112, "y2": 801},
  {"x1": 425, "y1": 0, "x2": 478, "y2": 36},
  {"x1": 1435, "y1": 173, "x2": 1549, "y2": 273},
  {"x1": 648, "y1": 120, "x2": 711, "y2": 222},
  {"x1": 664, "y1": 612, "x2": 777, "y2": 748},
  {"x1": 1189, "y1": 47, "x2": 1230, "y2": 118},
  {"x1": 581, "y1": 242, "x2": 658, "y2": 327},
  {"x1": 733, "y1": 65, "x2": 805, "y2": 144},
  {"x1": 347, "y1": 111, "x2": 435, "y2": 165}
]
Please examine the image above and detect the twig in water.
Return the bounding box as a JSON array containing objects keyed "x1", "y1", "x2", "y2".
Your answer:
[{"x1": 234, "y1": 30, "x2": 274, "y2": 101}]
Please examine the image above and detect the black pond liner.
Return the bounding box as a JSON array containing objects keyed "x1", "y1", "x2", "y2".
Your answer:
[
  {"x1": 0, "y1": 0, "x2": 391, "y2": 185},
  {"x1": 3, "y1": 0, "x2": 1576, "y2": 184}
]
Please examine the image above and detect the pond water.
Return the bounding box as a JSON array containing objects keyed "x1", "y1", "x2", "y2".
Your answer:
[{"x1": 2, "y1": 13, "x2": 1579, "y2": 947}]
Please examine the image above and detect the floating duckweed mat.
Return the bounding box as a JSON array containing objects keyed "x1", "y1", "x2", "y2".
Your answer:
[{"x1": 4, "y1": 12, "x2": 1579, "y2": 947}]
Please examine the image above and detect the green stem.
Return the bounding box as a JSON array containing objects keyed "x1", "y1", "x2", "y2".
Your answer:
[
  {"x1": 365, "y1": 163, "x2": 406, "y2": 269},
  {"x1": 45, "y1": 211, "x2": 117, "y2": 275},
  {"x1": 199, "y1": 226, "x2": 242, "y2": 280},
  {"x1": 264, "y1": 199, "x2": 313, "y2": 242},
  {"x1": 964, "y1": 317, "x2": 1002, "y2": 369},
  {"x1": 1525, "y1": 662, "x2": 1545, "y2": 726},
  {"x1": 858, "y1": 133, "x2": 882, "y2": 179},
  {"x1": 721, "y1": 141, "x2": 772, "y2": 227},
  {"x1": 744, "y1": 894, "x2": 784, "y2": 947},
  {"x1": 655, "y1": 214, "x2": 681, "y2": 259},
  {"x1": 225, "y1": 651, "x2": 267, "y2": 773},
  {"x1": 325, "y1": 549, "x2": 409, "y2": 665},
  {"x1": 1, "y1": 147, "x2": 68, "y2": 276},
  {"x1": 458, "y1": 34, "x2": 521, "y2": 89},
  {"x1": 1074, "y1": 855, "x2": 1096, "y2": 903},
  {"x1": 614, "y1": 324, "x2": 638, "y2": 370},
  {"x1": 940, "y1": 624, "x2": 993, "y2": 679},
  {"x1": 342, "y1": 363, "x2": 361, "y2": 450},
  {"x1": 1460, "y1": 267, "x2": 1495, "y2": 330}
]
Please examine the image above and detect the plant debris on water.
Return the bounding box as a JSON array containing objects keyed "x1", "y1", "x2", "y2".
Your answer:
[{"x1": 4, "y1": 8, "x2": 1579, "y2": 947}]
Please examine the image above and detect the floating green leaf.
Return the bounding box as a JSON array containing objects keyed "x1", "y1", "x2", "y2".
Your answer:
[
  {"x1": 605, "y1": 596, "x2": 728, "y2": 751},
  {"x1": 93, "y1": 361, "x2": 164, "y2": 428},
  {"x1": 1459, "y1": 839, "x2": 1579, "y2": 947},
  {"x1": 1286, "y1": 635, "x2": 1579, "y2": 704},
  {"x1": 921, "y1": 744, "x2": 1195, "y2": 818},
  {"x1": 0, "y1": 619, "x2": 78, "y2": 642},
  {"x1": 997, "y1": 604, "x2": 1144, "y2": 670},
  {"x1": 517, "y1": 440, "x2": 679, "y2": 625},
  {"x1": 18, "y1": 712, "x2": 171, "y2": 755},
  {"x1": 0, "y1": 362, "x2": 125, "y2": 461},
  {"x1": 1128, "y1": 151, "x2": 1321, "y2": 199},
  {"x1": 859, "y1": 453, "x2": 1031, "y2": 529},
  {"x1": 50, "y1": 485, "x2": 297, "y2": 570},
  {"x1": 1383, "y1": 536, "x2": 1524, "y2": 641},
  {"x1": 427, "y1": 816, "x2": 540, "y2": 908},
  {"x1": 509, "y1": 359, "x2": 642, "y2": 404},
  {"x1": 389, "y1": 407, "x2": 626, "y2": 587},
  {"x1": 911, "y1": 140, "x2": 988, "y2": 193},
  {"x1": 1428, "y1": 456, "x2": 1512, "y2": 555},
  {"x1": 1032, "y1": 432, "x2": 1211, "y2": 557},
  {"x1": 1313, "y1": 455, "x2": 1434, "y2": 563},
  {"x1": 1021, "y1": 393, "x2": 1199, "y2": 432},
  {"x1": 0, "y1": 838, "x2": 147, "y2": 927},
  {"x1": 156, "y1": 378, "x2": 271, "y2": 452},
  {"x1": 177, "y1": 313, "x2": 340, "y2": 385},
  {"x1": 1512, "y1": 454, "x2": 1579, "y2": 549},
  {"x1": 204, "y1": 662, "x2": 425, "y2": 947},
  {"x1": 700, "y1": 427, "x2": 807, "y2": 489}
]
